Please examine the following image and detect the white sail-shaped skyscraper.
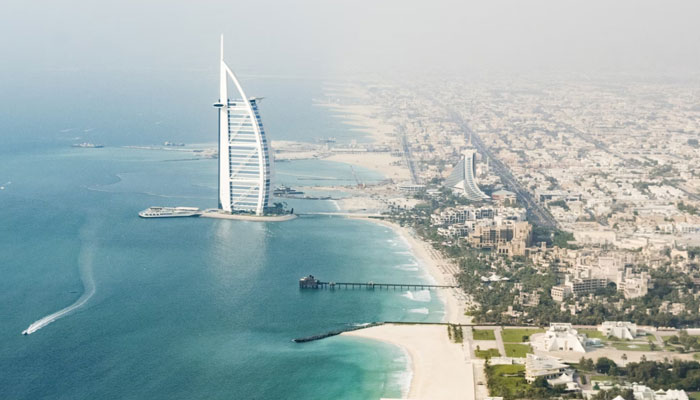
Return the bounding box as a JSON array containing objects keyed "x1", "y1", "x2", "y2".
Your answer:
[
  {"x1": 445, "y1": 149, "x2": 490, "y2": 201},
  {"x1": 214, "y1": 36, "x2": 270, "y2": 215}
]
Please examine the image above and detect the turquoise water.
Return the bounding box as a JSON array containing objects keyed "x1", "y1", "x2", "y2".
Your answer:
[{"x1": 0, "y1": 76, "x2": 443, "y2": 399}]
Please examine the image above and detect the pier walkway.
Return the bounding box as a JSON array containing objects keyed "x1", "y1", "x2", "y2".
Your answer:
[{"x1": 299, "y1": 275, "x2": 455, "y2": 290}]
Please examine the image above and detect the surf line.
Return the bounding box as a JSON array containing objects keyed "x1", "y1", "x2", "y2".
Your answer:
[{"x1": 22, "y1": 230, "x2": 97, "y2": 336}]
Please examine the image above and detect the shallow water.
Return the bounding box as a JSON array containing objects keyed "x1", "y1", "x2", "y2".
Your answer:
[{"x1": 0, "y1": 75, "x2": 443, "y2": 399}]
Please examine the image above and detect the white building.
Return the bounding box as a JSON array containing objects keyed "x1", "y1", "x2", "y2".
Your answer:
[
  {"x1": 216, "y1": 36, "x2": 271, "y2": 215},
  {"x1": 534, "y1": 323, "x2": 587, "y2": 353},
  {"x1": 525, "y1": 353, "x2": 569, "y2": 382},
  {"x1": 619, "y1": 271, "x2": 650, "y2": 299},
  {"x1": 444, "y1": 149, "x2": 490, "y2": 201},
  {"x1": 632, "y1": 384, "x2": 688, "y2": 400},
  {"x1": 599, "y1": 321, "x2": 638, "y2": 340}
]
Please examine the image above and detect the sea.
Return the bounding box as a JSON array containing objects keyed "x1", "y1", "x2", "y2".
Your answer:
[{"x1": 0, "y1": 74, "x2": 444, "y2": 399}]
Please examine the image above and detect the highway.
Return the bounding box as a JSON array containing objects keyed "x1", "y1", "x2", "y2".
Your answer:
[
  {"x1": 399, "y1": 125, "x2": 421, "y2": 184},
  {"x1": 446, "y1": 110, "x2": 559, "y2": 229}
]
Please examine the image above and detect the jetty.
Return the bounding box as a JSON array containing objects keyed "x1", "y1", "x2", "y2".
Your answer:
[
  {"x1": 298, "y1": 275, "x2": 456, "y2": 290},
  {"x1": 293, "y1": 322, "x2": 384, "y2": 343}
]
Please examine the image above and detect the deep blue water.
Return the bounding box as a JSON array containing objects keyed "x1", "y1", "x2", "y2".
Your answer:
[{"x1": 0, "y1": 77, "x2": 442, "y2": 399}]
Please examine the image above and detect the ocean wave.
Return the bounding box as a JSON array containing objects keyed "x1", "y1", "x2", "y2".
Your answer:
[
  {"x1": 22, "y1": 223, "x2": 98, "y2": 335},
  {"x1": 394, "y1": 264, "x2": 419, "y2": 272},
  {"x1": 391, "y1": 349, "x2": 412, "y2": 398},
  {"x1": 408, "y1": 307, "x2": 429, "y2": 314},
  {"x1": 401, "y1": 290, "x2": 431, "y2": 302}
]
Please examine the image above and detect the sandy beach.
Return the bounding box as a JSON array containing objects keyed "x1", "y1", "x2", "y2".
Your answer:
[
  {"x1": 316, "y1": 85, "x2": 411, "y2": 184},
  {"x1": 325, "y1": 83, "x2": 478, "y2": 399},
  {"x1": 359, "y1": 217, "x2": 471, "y2": 324},
  {"x1": 344, "y1": 324, "x2": 475, "y2": 400}
]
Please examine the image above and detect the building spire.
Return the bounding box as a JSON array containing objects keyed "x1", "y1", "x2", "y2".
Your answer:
[{"x1": 220, "y1": 34, "x2": 224, "y2": 62}]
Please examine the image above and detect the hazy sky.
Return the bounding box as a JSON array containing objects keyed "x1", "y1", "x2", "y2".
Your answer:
[{"x1": 2, "y1": 0, "x2": 700, "y2": 78}]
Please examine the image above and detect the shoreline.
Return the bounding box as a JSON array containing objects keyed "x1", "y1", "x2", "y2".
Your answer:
[
  {"x1": 199, "y1": 211, "x2": 297, "y2": 222},
  {"x1": 323, "y1": 83, "x2": 476, "y2": 399},
  {"x1": 353, "y1": 217, "x2": 470, "y2": 324},
  {"x1": 343, "y1": 324, "x2": 475, "y2": 400}
]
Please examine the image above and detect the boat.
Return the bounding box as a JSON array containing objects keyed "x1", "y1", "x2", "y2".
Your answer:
[
  {"x1": 138, "y1": 206, "x2": 201, "y2": 218},
  {"x1": 273, "y1": 185, "x2": 305, "y2": 196},
  {"x1": 71, "y1": 142, "x2": 104, "y2": 148}
]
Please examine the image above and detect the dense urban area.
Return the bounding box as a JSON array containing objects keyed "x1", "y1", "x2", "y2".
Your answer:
[{"x1": 277, "y1": 77, "x2": 700, "y2": 399}]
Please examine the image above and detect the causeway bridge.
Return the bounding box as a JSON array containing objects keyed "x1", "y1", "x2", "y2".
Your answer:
[{"x1": 298, "y1": 212, "x2": 384, "y2": 218}]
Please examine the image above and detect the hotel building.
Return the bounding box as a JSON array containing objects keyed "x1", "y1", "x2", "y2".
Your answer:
[{"x1": 214, "y1": 36, "x2": 270, "y2": 215}]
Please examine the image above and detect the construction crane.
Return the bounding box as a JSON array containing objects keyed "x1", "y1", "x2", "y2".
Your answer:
[{"x1": 349, "y1": 165, "x2": 365, "y2": 188}]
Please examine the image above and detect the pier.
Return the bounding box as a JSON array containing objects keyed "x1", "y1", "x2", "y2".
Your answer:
[{"x1": 298, "y1": 275, "x2": 456, "y2": 290}]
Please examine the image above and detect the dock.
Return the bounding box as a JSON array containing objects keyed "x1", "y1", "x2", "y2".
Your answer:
[{"x1": 298, "y1": 275, "x2": 456, "y2": 290}]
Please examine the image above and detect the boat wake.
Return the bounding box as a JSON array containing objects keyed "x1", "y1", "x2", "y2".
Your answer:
[{"x1": 22, "y1": 226, "x2": 97, "y2": 336}]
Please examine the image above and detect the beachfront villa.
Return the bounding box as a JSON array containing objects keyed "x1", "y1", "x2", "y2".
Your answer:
[
  {"x1": 598, "y1": 321, "x2": 639, "y2": 340},
  {"x1": 533, "y1": 323, "x2": 588, "y2": 353}
]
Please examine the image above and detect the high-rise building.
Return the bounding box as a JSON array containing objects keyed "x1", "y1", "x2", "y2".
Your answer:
[
  {"x1": 444, "y1": 149, "x2": 490, "y2": 201},
  {"x1": 214, "y1": 36, "x2": 270, "y2": 215}
]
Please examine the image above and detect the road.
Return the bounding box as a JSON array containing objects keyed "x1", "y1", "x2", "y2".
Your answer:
[
  {"x1": 447, "y1": 110, "x2": 558, "y2": 229},
  {"x1": 398, "y1": 125, "x2": 420, "y2": 184}
]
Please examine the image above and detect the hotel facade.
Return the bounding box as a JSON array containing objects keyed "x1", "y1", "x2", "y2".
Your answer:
[{"x1": 215, "y1": 36, "x2": 271, "y2": 215}]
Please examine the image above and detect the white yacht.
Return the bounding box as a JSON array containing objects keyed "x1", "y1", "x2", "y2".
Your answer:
[{"x1": 138, "y1": 207, "x2": 201, "y2": 218}]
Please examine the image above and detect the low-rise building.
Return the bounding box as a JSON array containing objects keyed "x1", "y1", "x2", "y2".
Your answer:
[
  {"x1": 467, "y1": 220, "x2": 532, "y2": 256},
  {"x1": 598, "y1": 321, "x2": 638, "y2": 340},
  {"x1": 534, "y1": 323, "x2": 587, "y2": 353},
  {"x1": 551, "y1": 284, "x2": 573, "y2": 302},
  {"x1": 525, "y1": 353, "x2": 569, "y2": 382},
  {"x1": 631, "y1": 383, "x2": 688, "y2": 400},
  {"x1": 550, "y1": 275, "x2": 607, "y2": 302},
  {"x1": 619, "y1": 271, "x2": 650, "y2": 299}
]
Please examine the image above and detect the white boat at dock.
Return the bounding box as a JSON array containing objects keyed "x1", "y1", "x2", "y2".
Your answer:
[{"x1": 138, "y1": 207, "x2": 201, "y2": 218}]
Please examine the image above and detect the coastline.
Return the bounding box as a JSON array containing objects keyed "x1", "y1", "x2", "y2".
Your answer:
[
  {"x1": 355, "y1": 217, "x2": 470, "y2": 324},
  {"x1": 199, "y1": 211, "x2": 297, "y2": 222},
  {"x1": 343, "y1": 324, "x2": 475, "y2": 400},
  {"x1": 321, "y1": 83, "x2": 476, "y2": 399}
]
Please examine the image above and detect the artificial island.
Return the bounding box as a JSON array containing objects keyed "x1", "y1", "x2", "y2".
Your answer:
[{"x1": 139, "y1": 36, "x2": 295, "y2": 222}]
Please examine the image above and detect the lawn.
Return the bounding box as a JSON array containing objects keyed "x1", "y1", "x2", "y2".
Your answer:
[
  {"x1": 504, "y1": 343, "x2": 532, "y2": 357},
  {"x1": 578, "y1": 329, "x2": 606, "y2": 340},
  {"x1": 688, "y1": 392, "x2": 700, "y2": 400},
  {"x1": 611, "y1": 342, "x2": 652, "y2": 351},
  {"x1": 487, "y1": 364, "x2": 528, "y2": 398},
  {"x1": 501, "y1": 328, "x2": 544, "y2": 343},
  {"x1": 473, "y1": 328, "x2": 496, "y2": 341},
  {"x1": 475, "y1": 348, "x2": 501, "y2": 359}
]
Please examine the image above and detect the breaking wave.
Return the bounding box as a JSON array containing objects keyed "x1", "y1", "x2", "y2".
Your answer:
[{"x1": 401, "y1": 290, "x2": 432, "y2": 302}]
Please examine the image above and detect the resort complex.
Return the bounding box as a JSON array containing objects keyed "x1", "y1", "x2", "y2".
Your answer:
[{"x1": 214, "y1": 36, "x2": 271, "y2": 215}]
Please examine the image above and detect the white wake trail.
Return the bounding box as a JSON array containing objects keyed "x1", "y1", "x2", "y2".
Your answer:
[{"x1": 22, "y1": 232, "x2": 97, "y2": 335}]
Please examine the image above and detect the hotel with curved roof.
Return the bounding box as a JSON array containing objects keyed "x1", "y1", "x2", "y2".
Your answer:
[
  {"x1": 445, "y1": 149, "x2": 490, "y2": 201},
  {"x1": 214, "y1": 36, "x2": 270, "y2": 215}
]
